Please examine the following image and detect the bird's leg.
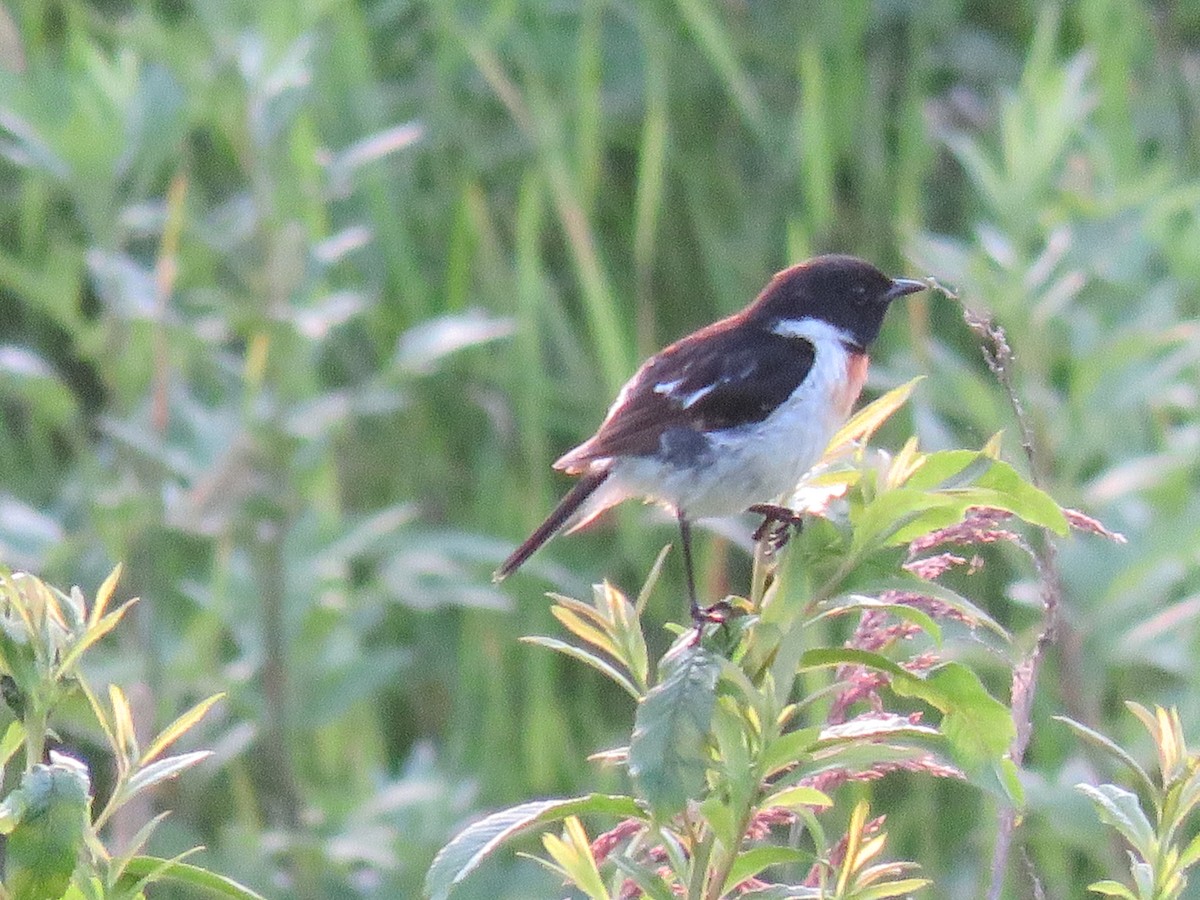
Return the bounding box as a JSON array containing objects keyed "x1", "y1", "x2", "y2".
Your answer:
[
  {"x1": 678, "y1": 513, "x2": 731, "y2": 628},
  {"x1": 677, "y1": 513, "x2": 701, "y2": 622},
  {"x1": 748, "y1": 503, "x2": 805, "y2": 552}
]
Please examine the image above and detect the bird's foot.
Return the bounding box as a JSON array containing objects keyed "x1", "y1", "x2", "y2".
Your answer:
[
  {"x1": 690, "y1": 598, "x2": 734, "y2": 625},
  {"x1": 749, "y1": 503, "x2": 805, "y2": 551}
]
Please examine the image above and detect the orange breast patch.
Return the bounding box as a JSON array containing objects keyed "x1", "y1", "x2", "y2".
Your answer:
[{"x1": 833, "y1": 349, "x2": 870, "y2": 418}]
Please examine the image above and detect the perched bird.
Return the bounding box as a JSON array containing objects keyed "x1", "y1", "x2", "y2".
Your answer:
[{"x1": 494, "y1": 254, "x2": 926, "y2": 621}]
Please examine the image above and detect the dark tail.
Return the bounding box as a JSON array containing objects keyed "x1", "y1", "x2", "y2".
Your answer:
[{"x1": 493, "y1": 471, "x2": 608, "y2": 581}]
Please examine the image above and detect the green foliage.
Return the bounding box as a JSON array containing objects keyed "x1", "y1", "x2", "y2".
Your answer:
[
  {"x1": 0, "y1": 568, "x2": 259, "y2": 900},
  {"x1": 0, "y1": 0, "x2": 1197, "y2": 896},
  {"x1": 1064, "y1": 705, "x2": 1200, "y2": 900},
  {"x1": 630, "y1": 646, "x2": 721, "y2": 820},
  {"x1": 431, "y1": 389, "x2": 1093, "y2": 897},
  {"x1": 3, "y1": 761, "x2": 90, "y2": 900}
]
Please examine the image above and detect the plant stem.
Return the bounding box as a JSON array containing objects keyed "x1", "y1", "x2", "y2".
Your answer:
[
  {"x1": 703, "y1": 802, "x2": 756, "y2": 900},
  {"x1": 23, "y1": 704, "x2": 46, "y2": 771},
  {"x1": 687, "y1": 820, "x2": 713, "y2": 900},
  {"x1": 963, "y1": 307, "x2": 1065, "y2": 900}
]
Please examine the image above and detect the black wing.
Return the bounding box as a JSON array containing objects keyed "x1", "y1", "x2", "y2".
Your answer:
[{"x1": 556, "y1": 322, "x2": 815, "y2": 470}]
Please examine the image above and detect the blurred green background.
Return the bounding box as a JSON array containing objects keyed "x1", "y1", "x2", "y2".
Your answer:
[{"x1": 1, "y1": 0, "x2": 1199, "y2": 896}]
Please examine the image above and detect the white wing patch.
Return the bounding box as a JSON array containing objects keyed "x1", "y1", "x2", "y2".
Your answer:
[
  {"x1": 654, "y1": 359, "x2": 763, "y2": 410},
  {"x1": 653, "y1": 376, "x2": 715, "y2": 409}
]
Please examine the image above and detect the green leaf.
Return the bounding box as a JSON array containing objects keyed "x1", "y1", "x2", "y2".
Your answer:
[
  {"x1": 5, "y1": 762, "x2": 91, "y2": 900},
  {"x1": 139, "y1": 693, "x2": 224, "y2": 767},
  {"x1": 722, "y1": 846, "x2": 808, "y2": 893},
  {"x1": 849, "y1": 577, "x2": 1009, "y2": 640},
  {"x1": 609, "y1": 855, "x2": 677, "y2": 900},
  {"x1": 826, "y1": 378, "x2": 923, "y2": 456},
  {"x1": 740, "y1": 887, "x2": 823, "y2": 899},
  {"x1": 1076, "y1": 783, "x2": 1156, "y2": 860},
  {"x1": 600, "y1": 582, "x2": 651, "y2": 692},
  {"x1": 855, "y1": 878, "x2": 933, "y2": 899},
  {"x1": 521, "y1": 636, "x2": 641, "y2": 699},
  {"x1": 89, "y1": 563, "x2": 124, "y2": 627},
  {"x1": 1086, "y1": 879, "x2": 1138, "y2": 898},
  {"x1": 635, "y1": 545, "x2": 673, "y2": 616},
  {"x1": 122, "y1": 751, "x2": 212, "y2": 802},
  {"x1": 629, "y1": 646, "x2": 721, "y2": 819},
  {"x1": 813, "y1": 595, "x2": 942, "y2": 646},
  {"x1": 540, "y1": 817, "x2": 610, "y2": 900},
  {"x1": 760, "y1": 785, "x2": 832, "y2": 811},
  {"x1": 852, "y1": 456, "x2": 1069, "y2": 553},
  {"x1": 851, "y1": 488, "x2": 963, "y2": 554},
  {"x1": 1179, "y1": 829, "x2": 1200, "y2": 871},
  {"x1": 894, "y1": 663, "x2": 1015, "y2": 769},
  {"x1": 800, "y1": 648, "x2": 910, "y2": 681},
  {"x1": 970, "y1": 460, "x2": 1069, "y2": 534},
  {"x1": 901, "y1": 449, "x2": 992, "y2": 491},
  {"x1": 698, "y1": 795, "x2": 737, "y2": 849},
  {"x1": 1054, "y1": 716, "x2": 1156, "y2": 800},
  {"x1": 120, "y1": 857, "x2": 269, "y2": 899},
  {"x1": 802, "y1": 652, "x2": 1014, "y2": 769},
  {"x1": 760, "y1": 727, "x2": 820, "y2": 777},
  {"x1": 996, "y1": 757, "x2": 1025, "y2": 807},
  {"x1": 425, "y1": 795, "x2": 643, "y2": 900},
  {"x1": 0, "y1": 720, "x2": 24, "y2": 779},
  {"x1": 711, "y1": 699, "x2": 751, "y2": 787},
  {"x1": 55, "y1": 598, "x2": 138, "y2": 677},
  {"x1": 550, "y1": 606, "x2": 621, "y2": 660}
]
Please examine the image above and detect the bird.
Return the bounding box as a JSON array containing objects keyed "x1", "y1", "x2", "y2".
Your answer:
[{"x1": 494, "y1": 254, "x2": 927, "y2": 622}]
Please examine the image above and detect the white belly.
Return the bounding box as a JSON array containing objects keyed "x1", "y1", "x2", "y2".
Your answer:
[{"x1": 591, "y1": 327, "x2": 854, "y2": 521}]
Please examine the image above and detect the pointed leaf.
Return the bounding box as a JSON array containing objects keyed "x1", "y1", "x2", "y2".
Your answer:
[
  {"x1": 122, "y1": 751, "x2": 212, "y2": 802},
  {"x1": 851, "y1": 489, "x2": 963, "y2": 554},
  {"x1": 109, "y1": 685, "x2": 137, "y2": 762},
  {"x1": 0, "y1": 720, "x2": 24, "y2": 774},
  {"x1": 837, "y1": 800, "x2": 870, "y2": 894},
  {"x1": 521, "y1": 636, "x2": 641, "y2": 699},
  {"x1": 826, "y1": 378, "x2": 923, "y2": 456},
  {"x1": 1086, "y1": 881, "x2": 1137, "y2": 899},
  {"x1": 541, "y1": 817, "x2": 609, "y2": 900},
  {"x1": 635, "y1": 545, "x2": 673, "y2": 615},
  {"x1": 804, "y1": 652, "x2": 1013, "y2": 769},
  {"x1": 901, "y1": 449, "x2": 992, "y2": 492},
  {"x1": 425, "y1": 795, "x2": 643, "y2": 900},
  {"x1": 969, "y1": 461, "x2": 1069, "y2": 534},
  {"x1": 1178, "y1": 829, "x2": 1200, "y2": 870},
  {"x1": 722, "y1": 846, "x2": 808, "y2": 893},
  {"x1": 850, "y1": 577, "x2": 1009, "y2": 639},
  {"x1": 139, "y1": 694, "x2": 224, "y2": 767},
  {"x1": 609, "y1": 855, "x2": 678, "y2": 900},
  {"x1": 550, "y1": 607, "x2": 621, "y2": 661},
  {"x1": 1054, "y1": 716, "x2": 1156, "y2": 799},
  {"x1": 89, "y1": 564, "x2": 124, "y2": 627},
  {"x1": 761, "y1": 785, "x2": 832, "y2": 810},
  {"x1": 894, "y1": 663, "x2": 1015, "y2": 769},
  {"x1": 55, "y1": 599, "x2": 138, "y2": 676},
  {"x1": 1076, "y1": 783, "x2": 1156, "y2": 858},
  {"x1": 629, "y1": 646, "x2": 721, "y2": 819},
  {"x1": 760, "y1": 727, "x2": 820, "y2": 777},
  {"x1": 120, "y1": 857, "x2": 269, "y2": 899},
  {"x1": 855, "y1": 878, "x2": 933, "y2": 899}
]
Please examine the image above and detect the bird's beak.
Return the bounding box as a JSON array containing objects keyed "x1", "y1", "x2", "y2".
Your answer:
[{"x1": 884, "y1": 277, "x2": 928, "y2": 302}]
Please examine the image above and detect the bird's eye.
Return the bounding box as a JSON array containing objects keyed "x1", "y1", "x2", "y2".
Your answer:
[{"x1": 852, "y1": 284, "x2": 868, "y2": 305}]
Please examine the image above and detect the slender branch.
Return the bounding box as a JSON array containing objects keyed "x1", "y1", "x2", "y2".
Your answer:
[{"x1": 949, "y1": 294, "x2": 1064, "y2": 900}]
